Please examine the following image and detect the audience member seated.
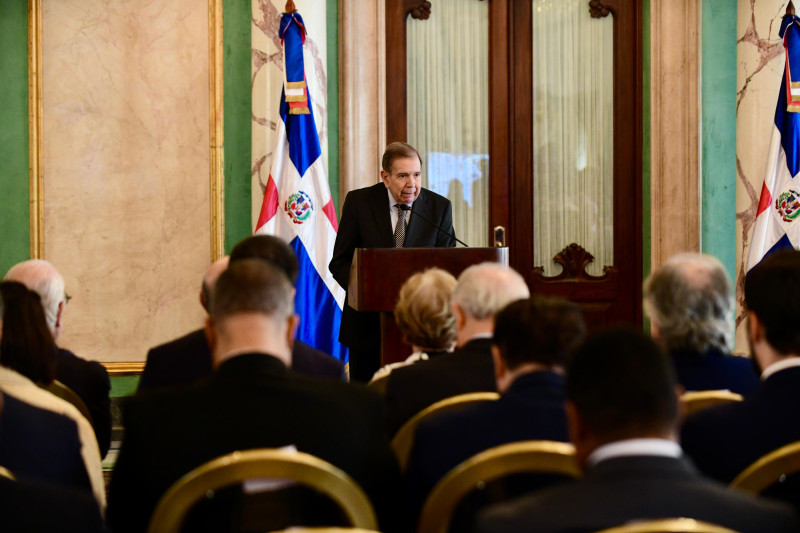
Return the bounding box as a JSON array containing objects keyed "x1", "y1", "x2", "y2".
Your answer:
[
  {"x1": 107, "y1": 260, "x2": 404, "y2": 533},
  {"x1": 0, "y1": 475, "x2": 105, "y2": 533},
  {"x1": 370, "y1": 268, "x2": 457, "y2": 382},
  {"x1": 682, "y1": 250, "x2": 800, "y2": 494},
  {"x1": 406, "y1": 296, "x2": 585, "y2": 526},
  {"x1": 5, "y1": 259, "x2": 112, "y2": 457},
  {"x1": 138, "y1": 236, "x2": 344, "y2": 392},
  {"x1": 476, "y1": 328, "x2": 798, "y2": 533},
  {"x1": 644, "y1": 252, "x2": 758, "y2": 396},
  {"x1": 385, "y1": 262, "x2": 530, "y2": 435},
  {"x1": 0, "y1": 390, "x2": 91, "y2": 495},
  {"x1": 0, "y1": 282, "x2": 105, "y2": 507}
]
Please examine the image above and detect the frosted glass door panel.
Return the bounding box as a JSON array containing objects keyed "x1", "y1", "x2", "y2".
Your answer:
[
  {"x1": 532, "y1": 0, "x2": 614, "y2": 276},
  {"x1": 407, "y1": 0, "x2": 489, "y2": 246}
]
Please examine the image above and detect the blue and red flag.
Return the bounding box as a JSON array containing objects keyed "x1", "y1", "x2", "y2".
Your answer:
[
  {"x1": 255, "y1": 9, "x2": 347, "y2": 363},
  {"x1": 747, "y1": 10, "x2": 800, "y2": 271}
]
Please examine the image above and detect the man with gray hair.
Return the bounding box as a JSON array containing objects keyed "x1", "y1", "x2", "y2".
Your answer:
[
  {"x1": 4, "y1": 259, "x2": 112, "y2": 457},
  {"x1": 643, "y1": 252, "x2": 757, "y2": 395},
  {"x1": 384, "y1": 262, "x2": 530, "y2": 434}
]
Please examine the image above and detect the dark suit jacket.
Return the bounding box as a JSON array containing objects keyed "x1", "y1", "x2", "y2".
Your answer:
[
  {"x1": 681, "y1": 366, "x2": 800, "y2": 484},
  {"x1": 56, "y1": 348, "x2": 112, "y2": 458},
  {"x1": 671, "y1": 347, "x2": 759, "y2": 396},
  {"x1": 476, "y1": 455, "x2": 798, "y2": 533},
  {"x1": 137, "y1": 329, "x2": 345, "y2": 392},
  {"x1": 329, "y1": 183, "x2": 456, "y2": 352},
  {"x1": 108, "y1": 353, "x2": 404, "y2": 533},
  {"x1": 0, "y1": 476, "x2": 105, "y2": 533},
  {"x1": 384, "y1": 337, "x2": 496, "y2": 435},
  {"x1": 406, "y1": 371, "x2": 568, "y2": 509},
  {"x1": 0, "y1": 392, "x2": 92, "y2": 493}
]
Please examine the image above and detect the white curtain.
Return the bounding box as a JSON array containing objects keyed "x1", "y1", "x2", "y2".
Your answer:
[
  {"x1": 532, "y1": 0, "x2": 614, "y2": 276},
  {"x1": 407, "y1": 0, "x2": 489, "y2": 247}
]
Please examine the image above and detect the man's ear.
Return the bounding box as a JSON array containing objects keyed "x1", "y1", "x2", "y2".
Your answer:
[
  {"x1": 54, "y1": 301, "x2": 65, "y2": 339},
  {"x1": 451, "y1": 303, "x2": 466, "y2": 330},
  {"x1": 748, "y1": 311, "x2": 763, "y2": 345},
  {"x1": 380, "y1": 169, "x2": 390, "y2": 188},
  {"x1": 204, "y1": 317, "x2": 217, "y2": 355},
  {"x1": 286, "y1": 314, "x2": 300, "y2": 350},
  {"x1": 491, "y1": 344, "x2": 507, "y2": 391}
]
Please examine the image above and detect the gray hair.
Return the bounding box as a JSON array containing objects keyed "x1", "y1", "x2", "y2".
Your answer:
[
  {"x1": 211, "y1": 259, "x2": 294, "y2": 323},
  {"x1": 4, "y1": 259, "x2": 65, "y2": 335},
  {"x1": 643, "y1": 253, "x2": 734, "y2": 353},
  {"x1": 452, "y1": 263, "x2": 530, "y2": 320}
]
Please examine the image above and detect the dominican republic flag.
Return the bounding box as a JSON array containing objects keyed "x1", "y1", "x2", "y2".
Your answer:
[
  {"x1": 747, "y1": 12, "x2": 800, "y2": 272},
  {"x1": 255, "y1": 9, "x2": 347, "y2": 363}
]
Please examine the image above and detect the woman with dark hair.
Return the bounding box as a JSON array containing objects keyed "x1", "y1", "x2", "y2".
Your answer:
[
  {"x1": 0, "y1": 281, "x2": 57, "y2": 384},
  {"x1": 0, "y1": 281, "x2": 106, "y2": 507}
]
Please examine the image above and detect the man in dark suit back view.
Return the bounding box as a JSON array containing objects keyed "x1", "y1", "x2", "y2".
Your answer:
[
  {"x1": 108, "y1": 260, "x2": 404, "y2": 533},
  {"x1": 644, "y1": 252, "x2": 758, "y2": 395},
  {"x1": 384, "y1": 262, "x2": 530, "y2": 435},
  {"x1": 682, "y1": 250, "x2": 800, "y2": 488},
  {"x1": 476, "y1": 328, "x2": 798, "y2": 533},
  {"x1": 138, "y1": 235, "x2": 345, "y2": 392},
  {"x1": 405, "y1": 296, "x2": 585, "y2": 524},
  {"x1": 329, "y1": 142, "x2": 456, "y2": 382}
]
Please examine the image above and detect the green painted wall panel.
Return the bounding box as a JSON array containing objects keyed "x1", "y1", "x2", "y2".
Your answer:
[
  {"x1": 0, "y1": 0, "x2": 31, "y2": 274},
  {"x1": 223, "y1": 0, "x2": 254, "y2": 253},
  {"x1": 327, "y1": 0, "x2": 340, "y2": 213},
  {"x1": 701, "y1": 0, "x2": 737, "y2": 281}
]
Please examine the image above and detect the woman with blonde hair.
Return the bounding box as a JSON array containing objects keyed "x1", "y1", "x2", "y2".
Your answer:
[{"x1": 370, "y1": 268, "x2": 457, "y2": 382}]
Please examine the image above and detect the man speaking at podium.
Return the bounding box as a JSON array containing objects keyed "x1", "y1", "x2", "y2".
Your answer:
[{"x1": 330, "y1": 142, "x2": 456, "y2": 382}]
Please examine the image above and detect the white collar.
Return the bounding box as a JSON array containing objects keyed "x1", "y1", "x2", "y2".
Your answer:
[
  {"x1": 761, "y1": 357, "x2": 800, "y2": 381},
  {"x1": 587, "y1": 438, "x2": 682, "y2": 467},
  {"x1": 469, "y1": 332, "x2": 493, "y2": 341}
]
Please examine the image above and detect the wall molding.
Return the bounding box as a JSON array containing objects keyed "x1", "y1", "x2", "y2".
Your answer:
[{"x1": 650, "y1": 0, "x2": 700, "y2": 267}]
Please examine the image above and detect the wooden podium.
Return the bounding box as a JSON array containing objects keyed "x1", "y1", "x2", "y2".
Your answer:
[{"x1": 348, "y1": 247, "x2": 508, "y2": 366}]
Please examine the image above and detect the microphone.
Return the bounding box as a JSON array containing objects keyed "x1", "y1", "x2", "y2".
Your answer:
[{"x1": 398, "y1": 204, "x2": 469, "y2": 247}]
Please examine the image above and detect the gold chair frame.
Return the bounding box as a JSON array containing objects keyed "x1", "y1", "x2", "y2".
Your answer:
[
  {"x1": 417, "y1": 440, "x2": 580, "y2": 533},
  {"x1": 271, "y1": 529, "x2": 380, "y2": 533},
  {"x1": 392, "y1": 392, "x2": 500, "y2": 471},
  {"x1": 0, "y1": 466, "x2": 15, "y2": 480},
  {"x1": 680, "y1": 390, "x2": 743, "y2": 417},
  {"x1": 730, "y1": 440, "x2": 800, "y2": 493},
  {"x1": 147, "y1": 449, "x2": 377, "y2": 533},
  {"x1": 593, "y1": 517, "x2": 740, "y2": 533},
  {"x1": 42, "y1": 380, "x2": 93, "y2": 425}
]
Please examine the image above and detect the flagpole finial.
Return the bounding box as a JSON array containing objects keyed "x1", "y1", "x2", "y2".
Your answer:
[
  {"x1": 285, "y1": 0, "x2": 297, "y2": 14},
  {"x1": 788, "y1": 1, "x2": 796, "y2": 16}
]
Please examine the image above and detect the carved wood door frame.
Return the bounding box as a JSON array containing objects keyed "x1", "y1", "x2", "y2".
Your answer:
[{"x1": 385, "y1": 0, "x2": 643, "y2": 327}]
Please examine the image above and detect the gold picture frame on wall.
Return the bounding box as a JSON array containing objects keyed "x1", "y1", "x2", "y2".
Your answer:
[{"x1": 27, "y1": 0, "x2": 225, "y2": 376}]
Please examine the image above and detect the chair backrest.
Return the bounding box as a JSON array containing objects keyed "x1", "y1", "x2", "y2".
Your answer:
[
  {"x1": 680, "y1": 390, "x2": 743, "y2": 417},
  {"x1": 147, "y1": 449, "x2": 378, "y2": 533},
  {"x1": 0, "y1": 466, "x2": 15, "y2": 480},
  {"x1": 272, "y1": 529, "x2": 381, "y2": 533},
  {"x1": 392, "y1": 392, "x2": 500, "y2": 471},
  {"x1": 42, "y1": 380, "x2": 94, "y2": 425},
  {"x1": 417, "y1": 440, "x2": 580, "y2": 533},
  {"x1": 593, "y1": 518, "x2": 740, "y2": 533},
  {"x1": 729, "y1": 441, "x2": 800, "y2": 493}
]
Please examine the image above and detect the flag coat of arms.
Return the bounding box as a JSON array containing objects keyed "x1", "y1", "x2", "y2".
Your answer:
[
  {"x1": 747, "y1": 10, "x2": 800, "y2": 272},
  {"x1": 255, "y1": 9, "x2": 347, "y2": 363}
]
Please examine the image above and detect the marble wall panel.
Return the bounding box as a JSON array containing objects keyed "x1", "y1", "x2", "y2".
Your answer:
[
  {"x1": 735, "y1": 0, "x2": 785, "y2": 352},
  {"x1": 41, "y1": 0, "x2": 211, "y2": 362},
  {"x1": 251, "y1": 0, "x2": 328, "y2": 227}
]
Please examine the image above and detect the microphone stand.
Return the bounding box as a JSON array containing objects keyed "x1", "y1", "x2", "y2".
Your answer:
[{"x1": 398, "y1": 204, "x2": 469, "y2": 247}]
